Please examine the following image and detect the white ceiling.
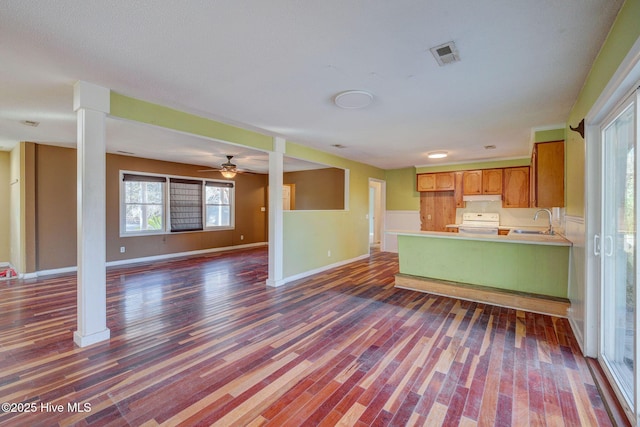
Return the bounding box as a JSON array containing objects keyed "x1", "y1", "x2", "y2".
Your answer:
[{"x1": 0, "y1": 0, "x2": 624, "y2": 172}]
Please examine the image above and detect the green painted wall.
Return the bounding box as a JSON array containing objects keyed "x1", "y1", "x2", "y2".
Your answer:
[
  {"x1": 110, "y1": 93, "x2": 273, "y2": 152},
  {"x1": 385, "y1": 167, "x2": 419, "y2": 211},
  {"x1": 398, "y1": 235, "x2": 569, "y2": 298},
  {"x1": 284, "y1": 142, "x2": 385, "y2": 277},
  {"x1": 534, "y1": 128, "x2": 565, "y2": 143},
  {"x1": 415, "y1": 158, "x2": 530, "y2": 174},
  {"x1": 566, "y1": 0, "x2": 640, "y2": 216}
]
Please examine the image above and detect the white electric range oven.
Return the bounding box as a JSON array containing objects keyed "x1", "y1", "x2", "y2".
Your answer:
[{"x1": 457, "y1": 212, "x2": 500, "y2": 235}]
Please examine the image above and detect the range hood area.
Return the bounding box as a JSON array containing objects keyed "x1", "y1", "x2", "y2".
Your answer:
[{"x1": 462, "y1": 194, "x2": 502, "y2": 202}]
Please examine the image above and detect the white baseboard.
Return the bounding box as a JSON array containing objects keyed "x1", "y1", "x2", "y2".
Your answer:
[
  {"x1": 282, "y1": 253, "x2": 370, "y2": 285},
  {"x1": 27, "y1": 242, "x2": 268, "y2": 278},
  {"x1": 106, "y1": 242, "x2": 267, "y2": 267},
  {"x1": 568, "y1": 312, "x2": 587, "y2": 356}
]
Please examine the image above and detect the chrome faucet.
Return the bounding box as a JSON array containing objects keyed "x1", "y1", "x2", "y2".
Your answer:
[{"x1": 534, "y1": 209, "x2": 554, "y2": 235}]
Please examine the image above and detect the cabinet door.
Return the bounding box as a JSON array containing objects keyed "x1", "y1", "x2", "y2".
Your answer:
[
  {"x1": 462, "y1": 170, "x2": 482, "y2": 195},
  {"x1": 536, "y1": 141, "x2": 564, "y2": 207},
  {"x1": 435, "y1": 172, "x2": 455, "y2": 191},
  {"x1": 417, "y1": 173, "x2": 436, "y2": 191},
  {"x1": 482, "y1": 169, "x2": 503, "y2": 194},
  {"x1": 454, "y1": 171, "x2": 465, "y2": 207},
  {"x1": 530, "y1": 146, "x2": 537, "y2": 207},
  {"x1": 503, "y1": 167, "x2": 530, "y2": 208}
]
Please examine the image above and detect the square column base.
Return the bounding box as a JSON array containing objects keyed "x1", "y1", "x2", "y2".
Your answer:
[{"x1": 73, "y1": 328, "x2": 110, "y2": 348}]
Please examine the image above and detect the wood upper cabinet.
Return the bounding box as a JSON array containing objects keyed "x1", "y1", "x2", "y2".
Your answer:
[
  {"x1": 532, "y1": 141, "x2": 564, "y2": 207},
  {"x1": 417, "y1": 173, "x2": 436, "y2": 191},
  {"x1": 462, "y1": 170, "x2": 483, "y2": 195},
  {"x1": 417, "y1": 172, "x2": 455, "y2": 192},
  {"x1": 482, "y1": 169, "x2": 503, "y2": 194},
  {"x1": 502, "y1": 166, "x2": 530, "y2": 208},
  {"x1": 463, "y1": 169, "x2": 502, "y2": 195},
  {"x1": 454, "y1": 171, "x2": 465, "y2": 207}
]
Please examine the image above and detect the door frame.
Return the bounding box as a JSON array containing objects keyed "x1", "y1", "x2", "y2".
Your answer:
[
  {"x1": 368, "y1": 178, "x2": 386, "y2": 249},
  {"x1": 584, "y1": 35, "x2": 640, "y2": 425}
]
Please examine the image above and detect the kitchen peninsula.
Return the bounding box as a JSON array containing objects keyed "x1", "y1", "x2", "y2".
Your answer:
[{"x1": 394, "y1": 229, "x2": 572, "y2": 316}]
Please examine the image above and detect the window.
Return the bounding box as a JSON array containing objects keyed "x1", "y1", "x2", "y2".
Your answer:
[
  {"x1": 122, "y1": 173, "x2": 165, "y2": 234},
  {"x1": 206, "y1": 181, "x2": 233, "y2": 227},
  {"x1": 120, "y1": 171, "x2": 235, "y2": 236}
]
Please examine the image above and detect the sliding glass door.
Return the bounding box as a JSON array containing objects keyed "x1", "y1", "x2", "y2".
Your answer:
[{"x1": 600, "y1": 90, "x2": 638, "y2": 422}]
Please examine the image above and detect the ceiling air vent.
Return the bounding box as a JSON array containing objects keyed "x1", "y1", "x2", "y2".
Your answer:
[{"x1": 430, "y1": 41, "x2": 460, "y2": 66}]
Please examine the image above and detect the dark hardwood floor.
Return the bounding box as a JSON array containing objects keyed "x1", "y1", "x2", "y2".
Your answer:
[{"x1": 0, "y1": 248, "x2": 612, "y2": 426}]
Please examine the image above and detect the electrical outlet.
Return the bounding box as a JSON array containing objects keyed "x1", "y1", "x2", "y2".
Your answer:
[
  {"x1": 427, "y1": 214, "x2": 432, "y2": 220},
  {"x1": 240, "y1": 235, "x2": 244, "y2": 240},
  {"x1": 120, "y1": 246, "x2": 125, "y2": 253},
  {"x1": 260, "y1": 207, "x2": 266, "y2": 212},
  {"x1": 328, "y1": 250, "x2": 331, "y2": 257}
]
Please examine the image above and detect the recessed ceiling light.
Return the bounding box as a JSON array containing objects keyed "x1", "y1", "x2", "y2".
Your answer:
[
  {"x1": 334, "y1": 90, "x2": 374, "y2": 109},
  {"x1": 484, "y1": 145, "x2": 496, "y2": 150},
  {"x1": 427, "y1": 151, "x2": 448, "y2": 159},
  {"x1": 21, "y1": 120, "x2": 40, "y2": 127},
  {"x1": 331, "y1": 144, "x2": 347, "y2": 149}
]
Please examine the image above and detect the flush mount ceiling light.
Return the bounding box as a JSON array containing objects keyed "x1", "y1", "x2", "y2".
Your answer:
[
  {"x1": 427, "y1": 151, "x2": 448, "y2": 159},
  {"x1": 333, "y1": 90, "x2": 374, "y2": 109}
]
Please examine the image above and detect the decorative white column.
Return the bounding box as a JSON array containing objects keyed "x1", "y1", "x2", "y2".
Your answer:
[
  {"x1": 266, "y1": 137, "x2": 285, "y2": 287},
  {"x1": 72, "y1": 81, "x2": 110, "y2": 347}
]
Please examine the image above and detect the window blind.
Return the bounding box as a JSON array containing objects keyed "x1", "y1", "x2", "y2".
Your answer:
[
  {"x1": 122, "y1": 173, "x2": 166, "y2": 183},
  {"x1": 169, "y1": 178, "x2": 203, "y2": 232}
]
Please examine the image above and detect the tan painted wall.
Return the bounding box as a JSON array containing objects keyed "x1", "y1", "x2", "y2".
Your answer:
[
  {"x1": 284, "y1": 168, "x2": 345, "y2": 210},
  {"x1": 31, "y1": 144, "x2": 268, "y2": 270},
  {"x1": 34, "y1": 145, "x2": 77, "y2": 270},
  {"x1": 9, "y1": 145, "x2": 21, "y2": 270},
  {"x1": 0, "y1": 151, "x2": 10, "y2": 261}
]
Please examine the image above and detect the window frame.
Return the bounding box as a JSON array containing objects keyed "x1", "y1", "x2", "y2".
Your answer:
[
  {"x1": 204, "y1": 181, "x2": 235, "y2": 230},
  {"x1": 119, "y1": 170, "x2": 235, "y2": 237},
  {"x1": 120, "y1": 172, "x2": 167, "y2": 237}
]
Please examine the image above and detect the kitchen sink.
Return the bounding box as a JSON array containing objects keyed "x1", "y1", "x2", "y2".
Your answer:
[{"x1": 511, "y1": 229, "x2": 547, "y2": 235}]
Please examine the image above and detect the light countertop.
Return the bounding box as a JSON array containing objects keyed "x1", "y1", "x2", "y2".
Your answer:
[{"x1": 388, "y1": 229, "x2": 572, "y2": 247}]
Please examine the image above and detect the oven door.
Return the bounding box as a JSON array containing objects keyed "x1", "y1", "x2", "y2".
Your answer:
[{"x1": 458, "y1": 226, "x2": 498, "y2": 235}]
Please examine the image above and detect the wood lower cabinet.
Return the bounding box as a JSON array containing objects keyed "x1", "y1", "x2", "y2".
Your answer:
[
  {"x1": 503, "y1": 167, "x2": 530, "y2": 208},
  {"x1": 420, "y1": 191, "x2": 456, "y2": 231},
  {"x1": 417, "y1": 172, "x2": 455, "y2": 192}
]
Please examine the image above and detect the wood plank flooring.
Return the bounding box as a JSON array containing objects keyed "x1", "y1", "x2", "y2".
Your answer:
[{"x1": 0, "y1": 248, "x2": 612, "y2": 426}]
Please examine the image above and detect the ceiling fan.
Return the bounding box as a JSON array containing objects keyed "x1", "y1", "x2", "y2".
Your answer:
[{"x1": 198, "y1": 155, "x2": 250, "y2": 178}]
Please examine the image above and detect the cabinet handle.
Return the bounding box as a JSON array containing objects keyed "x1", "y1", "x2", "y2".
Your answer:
[{"x1": 594, "y1": 234, "x2": 600, "y2": 256}]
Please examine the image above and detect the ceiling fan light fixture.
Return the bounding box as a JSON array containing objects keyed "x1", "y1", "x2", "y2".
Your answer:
[{"x1": 220, "y1": 169, "x2": 236, "y2": 179}]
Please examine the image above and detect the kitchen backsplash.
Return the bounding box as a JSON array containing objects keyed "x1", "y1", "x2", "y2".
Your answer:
[{"x1": 456, "y1": 201, "x2": 565, "y2": 229}]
